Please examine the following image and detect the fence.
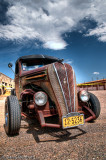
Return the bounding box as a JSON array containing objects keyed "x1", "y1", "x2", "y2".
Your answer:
[{"x1": 77, "y1": 79, "x2": 106, "y2": 92}]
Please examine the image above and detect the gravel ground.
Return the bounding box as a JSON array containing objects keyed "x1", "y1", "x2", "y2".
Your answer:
[{"x1": 0, "y1": 91, "x2": 106, "y2": 160}]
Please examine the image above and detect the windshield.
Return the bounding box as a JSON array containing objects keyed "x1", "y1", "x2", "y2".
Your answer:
[{"x1": 22, "y1": 63, "x2": 44, "y2": 71}]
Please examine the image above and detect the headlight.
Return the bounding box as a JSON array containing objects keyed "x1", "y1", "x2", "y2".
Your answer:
[
  {"x1": 79, "y1": 90, "x2": 89, "y2": 102},
  {"x1": 35, "y1": 91, "x2": 47, "y2": 106}
]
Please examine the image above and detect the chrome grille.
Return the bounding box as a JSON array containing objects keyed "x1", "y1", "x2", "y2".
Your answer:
[
  {"x1": 48, "y1": 64, "x2": 67, "y2": 116},
  {"x1": 48, "y1": 62, "x2": 77, "y2": 116},
  {"x1": 54, "y1": 62, "x2": 75, "y2": 113}
]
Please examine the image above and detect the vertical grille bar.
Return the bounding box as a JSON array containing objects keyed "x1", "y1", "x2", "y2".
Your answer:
[
  {"x1": 65, "y1": 63, "x2": 75, "y2": 112},
  {"x1": 64, "y1": 64, "x2": 72, "y2": 112},
  {"x1": 53, "y1": 63, "x2": 69, "y2": 113},
  {"x1": 73, "y1": 68, "x2": 75, "y2": 112}
]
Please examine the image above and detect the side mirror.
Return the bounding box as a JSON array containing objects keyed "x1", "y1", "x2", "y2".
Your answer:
[
  {"x1": 8, "y1": 63, "x2": 13, "y2": 68},
  {"x1": 8, "y1": 63, "x2": 15, "y2": 74}
]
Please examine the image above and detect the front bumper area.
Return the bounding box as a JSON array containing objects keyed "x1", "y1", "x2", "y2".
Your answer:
[{"x1": 37, "y1": 111, "x2": 84, "y2": 129}]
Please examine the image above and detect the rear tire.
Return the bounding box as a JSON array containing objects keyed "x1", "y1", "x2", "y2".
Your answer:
[
  {"x1": 88, "y1": 92, "x2": 101, "y2": 121},
  {"x1": 4, "y1": 95, "x2": 21, "y2": 135}
]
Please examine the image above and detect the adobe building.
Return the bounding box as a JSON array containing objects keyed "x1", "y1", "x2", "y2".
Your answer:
[{"x1": 0, "y1": 72, "x2": 15, "y2": 95}]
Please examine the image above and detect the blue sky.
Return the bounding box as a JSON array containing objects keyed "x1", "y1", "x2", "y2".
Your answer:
[{"x1": 0, "y1": 0, "x2": 106, "y2": 83}]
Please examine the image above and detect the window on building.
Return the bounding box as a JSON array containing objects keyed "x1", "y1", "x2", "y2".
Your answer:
[{"x1": 5, "y1": 83, "x2": 7, "y2": 86}]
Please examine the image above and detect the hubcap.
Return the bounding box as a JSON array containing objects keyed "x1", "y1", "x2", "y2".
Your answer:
[{"x1": 5, "y1": 113, "x2": 8, "y2": 126}]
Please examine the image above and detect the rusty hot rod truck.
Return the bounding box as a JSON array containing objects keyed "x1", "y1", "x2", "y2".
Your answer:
[{"x1": 5, "y1": 55, "x2": 101, "y2": 135}]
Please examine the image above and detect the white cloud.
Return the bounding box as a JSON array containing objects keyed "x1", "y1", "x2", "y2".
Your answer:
[
  {"x1": 0, "y1": 0, "x2": 106, "y2": 50},
  {"x1": 93, "y1": 72, "x2": 100, "y2": 75},
  {"x1": 64, "y1": 59, "x2": 73, "y2": 64},
  {"x1": 35, "y1": 42, "x2": 40, "y2": 49},
  {"x1": 86, "y1": 23, "x2": 106, "y2": 42},
  {"x1": 43, "y1": 40, "x2": 67, "y2": 50}
]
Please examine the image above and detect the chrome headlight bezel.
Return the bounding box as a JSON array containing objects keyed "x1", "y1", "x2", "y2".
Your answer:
[
  {"x1": 34, "y1": 91, "x2": 47, "y2": 106},
  {"x1": 79, "y1": 90, "x2": 90, "y2": 102}
]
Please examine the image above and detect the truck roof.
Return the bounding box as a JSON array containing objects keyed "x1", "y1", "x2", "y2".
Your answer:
[{"x1": 16, "y1": 54, "x2": 63, "y2": 64}]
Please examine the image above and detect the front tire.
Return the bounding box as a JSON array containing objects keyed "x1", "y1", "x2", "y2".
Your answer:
[
  {"x1": 88, "y1": 92, "x2": 101, "y2": 120},
  {"x1": 5, "y1": 96, "x2": 21, "y2": 135},
  {"x1": 11, "y1": 89, "x2": 16, "y2": 95}
]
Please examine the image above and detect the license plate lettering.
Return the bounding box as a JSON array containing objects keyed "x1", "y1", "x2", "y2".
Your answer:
[
  {"x1": 62, "y1": 115, "x2": 84, "y2": 129},
  {"x1": 79, "y1": 116, "x2": 83, "y2": 122}
]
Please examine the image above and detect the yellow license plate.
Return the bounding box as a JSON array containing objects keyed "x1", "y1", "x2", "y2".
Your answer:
[{"x1": 62, "y1": 114, "x2": 84, "y2": 129}]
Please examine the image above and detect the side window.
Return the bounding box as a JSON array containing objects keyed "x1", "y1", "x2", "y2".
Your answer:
[{"x1": 15, "y1": 63, "x2": 19, "y2": 74}]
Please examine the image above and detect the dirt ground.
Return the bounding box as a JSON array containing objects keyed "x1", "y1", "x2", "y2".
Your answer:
[{"x1": 0, "y1": 91, "x2": 106, "y2": 160}]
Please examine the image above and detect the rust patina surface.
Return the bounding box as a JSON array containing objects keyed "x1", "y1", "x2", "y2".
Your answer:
[{"x1": 7, "y1": 54, "x2": 100, "y2": 129}]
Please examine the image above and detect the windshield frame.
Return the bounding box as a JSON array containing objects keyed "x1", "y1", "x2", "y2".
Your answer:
[
  {"x1": 18, "y1": 60, "x2": 47, "y2": 77},
  {"x1": 21, "y1": 63, "x2": 44, "y2": 71}
]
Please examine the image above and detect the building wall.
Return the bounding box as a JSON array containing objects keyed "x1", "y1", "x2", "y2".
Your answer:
[{"x1": 0, "y1": 72, "x2": 15, "y2": 94}]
